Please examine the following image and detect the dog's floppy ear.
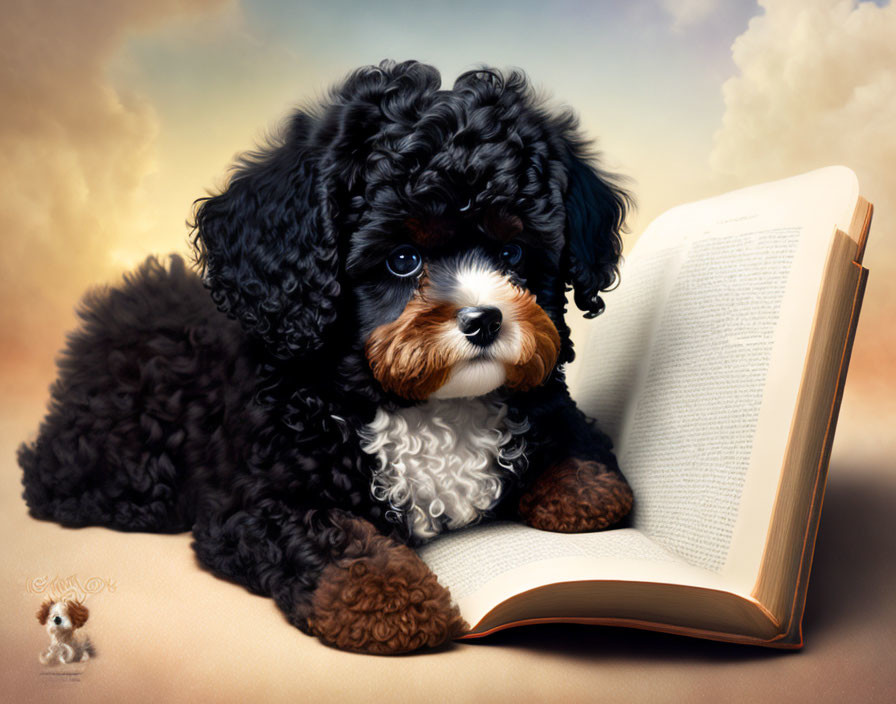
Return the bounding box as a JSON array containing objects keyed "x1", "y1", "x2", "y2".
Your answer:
[
  {"x1": 67, "y1": 600, "x2": 89, "y2": 629},
  {"x1": 36, "y1": 600, "x2": 53, "y2": 625},
  {"x1": 192, "y1": 111, "x2": 341, "y2": 359},
  {"x1": 561, "y1": 143, "x2": 630, "y2": 318}
]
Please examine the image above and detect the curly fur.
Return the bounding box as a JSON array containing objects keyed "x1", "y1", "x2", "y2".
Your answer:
[
  {"x1": 362, "y1": 398, "x2": 529, "y2": 541},
  {"x1": 308, "y1": 515, "x2": 467, "y2": 653},
  {"x1": 518, "y1": 458, "x2": 634, "y2": 532},
  {"x1": 19, "y1": 60, "x2": 633, "y2": 654}
]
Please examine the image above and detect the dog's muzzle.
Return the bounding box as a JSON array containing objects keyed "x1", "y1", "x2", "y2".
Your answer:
[{"x1": 365, "y1": 251, "x2": 561, "y2": 400}]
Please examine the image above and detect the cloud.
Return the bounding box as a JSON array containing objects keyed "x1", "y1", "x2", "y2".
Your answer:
[
  {"x1": 0, "y1": 0, "x2": 228, "y2": 396},
  {"x1": 710, "y1": 0, "x2": 896, "y2": 461},
  {"x1": 660, "y1": 0, "x2": 720, "y2": 29},
  {"x1": 712, "y1": 0, "x2": 896, "y2": 188}
]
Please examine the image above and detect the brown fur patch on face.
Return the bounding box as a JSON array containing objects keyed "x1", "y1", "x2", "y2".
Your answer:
[
  {"x1": 405, "y1": 217, "x2": 453, "y2": 247},
  {"x1": 519, "y1": 459, "x2": 633, "y2": 532},
  {"x1": 67, "y1": 600, "x2": 89, "y2": 629},
  {"x1": 367, "y1": 262, "x2": 561, "y2": 399},
  {"x1": 503, "y1": 290, "x2": 561, "y2": 392},
  {"x1": 36, "y1": 600, "x2": 53, "y2": 625},
  {"x1": 366, "y1": 292, "x2": 462, "y2": 400},
  {"x1": 484, "y1": 210, "x2": 523, "y2": 241},
  {"x1": 308, "y1": 517, "x2": 467, "y2": 654}
]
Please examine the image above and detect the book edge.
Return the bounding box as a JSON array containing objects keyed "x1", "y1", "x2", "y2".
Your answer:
[
  {"x1": 849, "y1": 198, "x2": 873, "y2": 264},
  {"x1": 459, "y1": 615, "x2": 796, "y2": 649},
  {"x1": 777, "y1": 262, "x2": 869, "y2": 647},
  {"x1": 462, "y1": 578, "x2": 784, "y2": 645},
  {"x1": 750, "y1": 191, "x2": 871, "y2": 642}
]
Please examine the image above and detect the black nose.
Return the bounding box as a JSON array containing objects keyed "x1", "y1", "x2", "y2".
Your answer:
[
  {"x1": 457, "y1": 306, "x2": 502, "y2": 347},
  {"x1": 53, "y1": 616, "x2": 62, "y2": 625}
]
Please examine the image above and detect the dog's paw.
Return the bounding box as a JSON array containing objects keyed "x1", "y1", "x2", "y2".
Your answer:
[
  {"x1": 307, "y1": 538, "x2": 467, "y2": 654},
  {"x1": 519, "y1": 458, "x2": 633, "y2": 532}
]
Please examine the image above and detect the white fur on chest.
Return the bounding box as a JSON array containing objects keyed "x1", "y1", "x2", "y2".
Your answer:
[{"x1": 360, "y1": 397, "x2": 518, "y2": 541}]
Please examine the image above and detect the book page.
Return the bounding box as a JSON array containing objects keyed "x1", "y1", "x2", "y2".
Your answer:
[
  {"x1": 571, "y1": 244, "x2": 680, "y2": 443},
  {"x1": 609, "y1": 228, "x2": 800, "y2": 572},
  {"x1": 420, "y1": 523, "x2": 678, "y2": 601},
  {"x1": 571, "y1": 167, "x2": 860, "y2": 585},
  {"x1": 418, "y1": 522, "x2": 732, "y2": 628}
]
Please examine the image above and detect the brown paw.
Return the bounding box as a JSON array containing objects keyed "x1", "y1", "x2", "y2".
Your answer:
[
  {"x1": 519, "y1": 458, "x2": 633, "y2": 532},
  {"x1": 308, "y1": 535, "x2": 468, "y2": 654}
]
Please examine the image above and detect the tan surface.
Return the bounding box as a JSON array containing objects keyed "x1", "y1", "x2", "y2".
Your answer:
[{"x1": 2, "y1": 401, "x2": 895, "y2": 704}]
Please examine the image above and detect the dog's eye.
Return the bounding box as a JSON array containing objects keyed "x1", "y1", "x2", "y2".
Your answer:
[
  {"x1": 499, "y1": 243, "x2": 523, "y2": 267},
  {"x1": 386, "y1": 245, "x2": 423, "y2": 278}
]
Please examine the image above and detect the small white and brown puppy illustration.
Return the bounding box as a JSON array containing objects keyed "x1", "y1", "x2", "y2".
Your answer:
[{"x1": 36, "y1": 599, "x2": 95, "y2": 665}]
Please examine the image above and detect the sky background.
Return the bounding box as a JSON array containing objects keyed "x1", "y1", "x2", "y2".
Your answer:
[{"x1": 2, "y1": 0, "x2": 894, "y2": 463}]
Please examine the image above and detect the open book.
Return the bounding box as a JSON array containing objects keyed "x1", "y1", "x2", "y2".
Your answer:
[{"x1": 418, "y1": 166, "x2": 872, "y2": 648}]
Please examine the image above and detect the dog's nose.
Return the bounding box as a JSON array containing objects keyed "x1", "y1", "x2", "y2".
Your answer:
[
  {"x1": 53, "y1": 616, "x2": 62, "y2": 625},
  {"x1": 457, "y1": 306, "x2": 502, "y2": 347}
]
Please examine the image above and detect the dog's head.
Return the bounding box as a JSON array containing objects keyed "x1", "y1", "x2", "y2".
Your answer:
[
  {"x1": 193, "y1": 60, "x2": 629, "y2": 401},
  {"x1": 36, "y1": 599, "x2": 89, "y2": 634}
]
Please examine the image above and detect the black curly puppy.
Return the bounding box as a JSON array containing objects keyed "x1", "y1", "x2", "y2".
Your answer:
[{"x1": 19, "y1": 60, "x2": 633, "y2": 654}]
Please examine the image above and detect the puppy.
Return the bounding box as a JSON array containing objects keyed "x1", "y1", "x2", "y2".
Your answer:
[
  {"x1": 20, "y1": 60, "x2": 633, "y2": 654},
  {"x1": 37, "y1": 600, "x2": 94, "y2": 665}
]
